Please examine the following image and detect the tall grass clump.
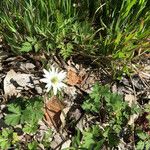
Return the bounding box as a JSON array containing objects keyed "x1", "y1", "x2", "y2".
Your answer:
[
  {"x1": 93, "y1": 0, "x2": 150, "y2": 56},
  {"x1": 0, "y1": 0, "x2": 77, "y2": 54},
  {"x1": 0, "y1": 0, "x2": 150, "y2": 67},
  {"x1": 88, "y1": 0, "x2": 150, "y2": 76},
  {"x1": 0, "y1": 0, "x2": 95, "y2": 58}
]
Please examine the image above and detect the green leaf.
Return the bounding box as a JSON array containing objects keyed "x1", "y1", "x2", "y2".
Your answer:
[
  {"x1": 34, "y1": 43, "x2": 40, "y2": 52},
  {"x1": 23, "y1": 123, "x2": 38, "y2": 134},
  {"x1": 28, "y1": 141, "x2": 38, "y2": 150},
  {"x1": 20, "y1": 42, "x2": 32, "y2": 52},
  {"x1": 22, "y1": 101, "x2": 43, "y2": 124},
  {"x1": 115, "y1": 32, "x2": 122, "y2": 45},
  {"x1": 137, "y1": 132, "x2": 148, "y2": 140},
  {"x1": 22, "y1": 107, "x2": 33, "y2": 123},
  {"x1": 114, "y1": 52, "x2": 126, "y2": 59},
  {"x1": 0, "y1": 139, "x2": 10, "y2": 150},
  {"x1": 108, "y1": 131, "x2": 119, "y2": 147},
  {"x1": 82, "y1": 83, "x2": 111, "y2": 113},
  {"x1": 136, "y1": 141, "x2": 145, "y2": 150},
  {"x1": 5, "y1": 104, "x2": 21, "y2": 126},
  {"x1": 12, "y1": 132, "x2": 19, "y2": 144},
  {"x1": 0, "y1": 129, "x2": 13, "y2": 150},
  {"x1": 81, "y1": 126, "x2": 103, "y2": 149},
  {"x1": 145, "y1": 140, "x2": 150, "y2": 150},
  {"x1": 26, "y1": 37, "x2": 36, "y2": 43},
  {"x1": 59, "y1": 42, "x2": 73, "y2": 59},
  {"x1": 108, "y1": 93, "x2": 123, "y2": 112},
  {"x1": 5, "y1": 114, "x2": 21, "y2": 126},
  {"x1": 7, "y1": 104, "x2": 21, "y2": 114}
]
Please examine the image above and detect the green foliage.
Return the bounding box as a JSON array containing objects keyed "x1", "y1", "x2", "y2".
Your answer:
[
  {"x1": 2, "y1": 0, "x2": 149, "y2": 56},
  {"x1": 136, "y1": 131, "x2": 150, "y2": 150},
  {"x1": 58, "y1": 42, "x2": 73, "y2": 60},
  {"x1": 5, "y1": 97, "x2": 44, "y2": 134},
  {"x1": 135, "y1": 104, "x2": 150, "y2": 150},
  {"x1": 80, "y1": 83, "x2": 130, "y2": 149},
  {"x1": 71, "y1": 125, "x2": 121, "y2": 149},
  {"x1": 82, "y1": 83, "x2": 129, "y2": 125},
  {"x1": 5, "y1": 104, "x2": 22, "y2": 126},
  {"x1": 23, "y1": 123, "x2": 39, "y2": 134},
  {"x1": 81, "y1": 126, "x2": 104, "y2": 150},
  {"x1": 82, "y1": 83, "x2": 130, "y2": 128},
  {"x1": 70, "y1": 129, "x2": 82, "y2": 149},
  {"x1": 27, "y1": 141, "x2": 38, "y2": 150},
  {"x1": 70, "y1": 126, "x2": 104, "y2": 150},
  {"x1": 82, "y1": 83, "x2": 109, "y2": 113},
  {"x1": 80, "y1": 83, "x2": 149, "y2": 149},
  {"x1": 0, "y1": 128, "x2": 19, "y2": 150},
  {"x1": 41, "y1": 129, "x2": 52, "y2": 148},
  {"x1": 1, "y1": 0, "x2": 150, "y2": 76},
  {"x1": 96, "y1": 0, "x2": 150, "y2": 54},
  {"x1": 1, "y1": 1, "x2": 150, "y2": 148},
  {"x1": 0, "y1": 0, "x2": 79, "y2": 57}
]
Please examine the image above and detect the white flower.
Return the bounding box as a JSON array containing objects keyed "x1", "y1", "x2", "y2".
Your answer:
[{"x1": 40, "y1": 66, "x2": 66, "y2": 95}]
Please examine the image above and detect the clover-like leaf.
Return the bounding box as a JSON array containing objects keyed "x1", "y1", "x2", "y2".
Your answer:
[{"x1": 5, "y1": 104, "x2": 21, "y2": 126}]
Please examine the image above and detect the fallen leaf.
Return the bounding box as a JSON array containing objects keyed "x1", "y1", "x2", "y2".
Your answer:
[
  {"x1": 128, "y1": 114, "x2": 139, "y2": 125},
  {"x1": 20, "y1": 62, "x2": 35, "y2": 70},
  {"x1": 44, "y1": 96, "x2": 65, "y2": 128},
  {"x1": 50, "y1": 131, "x2": 68, "y2": 149},
  {"x1": 67, "y1": 68, "x2": 83, "y2": 86},
  {"x1": 64, "y1": 86, "x2": 77, "y2": 99},
  {"x1": 60, "y1": 107, "x2": 70, "y2": 128},
  {"x1": 124, "y1": 94, "x2": 137, "y2": 107},
  {"x1": 3, "y1": 69, "x2": 41, "y2": 97},
  {"x1": 61, "y1": 139, "x2": 71, "y2": 149},
  {"x1": 67, "y1": 69, "x2": 82, "y2": 85},
  {"x1": 3, "y1": 70, "x2": 20, "y2": 96}
]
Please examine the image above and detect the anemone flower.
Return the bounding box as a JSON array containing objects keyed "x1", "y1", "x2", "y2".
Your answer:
[{"x1": 41, "y1": 66, "x2": 66, "y2": 95}]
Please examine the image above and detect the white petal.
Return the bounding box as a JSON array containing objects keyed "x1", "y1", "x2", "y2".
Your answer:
[
  {"x1": 51, "y1": 66, "x2": 55, "y2": 74},
  {"x1": 53, "y1": 86, "x2": 58, "y2": 95},
  {"x1": 45, "y1": 83, "x2": 52, "y2": 89},
  {"x1": 58, "y1": 82, "x2": 67, "y2": 88},
  {"x1": 42, "y1": 66, "x2": 67, "y2": 94},
  {"x1": 46, "y1": 87, "x2": 51, "y2": 92},
  {"x1": 55, "y1": 68, "x2": 59, "y2": 73},
  {"x1": 45, "y1": 83, "x2": 52, "y2": 92},
  {"x1": 60, "y1": 70, "x2": 66, "y2": 75},
  {"x1": 43, "y1": 69, "x2": 49, "y2": 77},
  {"x1": 40, "y1": 78, "x2": 49, "y2": 83},
  {"x1": 43, "y1": 73, "x2": 50, "y2": 78},
  {"x1": 49, "y1": 71, "x2": 55, "y2": 78},
  {"x1": 59, "y1": 72, "x2": 66, "y2": 80}
]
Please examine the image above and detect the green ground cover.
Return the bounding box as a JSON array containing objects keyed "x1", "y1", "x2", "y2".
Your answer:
[{"x1": 0, "y1": 0, "x2": 150, "y2": 149}]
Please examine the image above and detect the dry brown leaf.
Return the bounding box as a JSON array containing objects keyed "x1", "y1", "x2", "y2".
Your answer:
[
  {"x1": 44, "y1": 96, "x2": 65, "y2": 128},
  {"x1": 67, "y1": 69, "x2": 81, "y2": 85},
  {"x1": 67, "y1": 69, "x2": 83, "y2": 86}
]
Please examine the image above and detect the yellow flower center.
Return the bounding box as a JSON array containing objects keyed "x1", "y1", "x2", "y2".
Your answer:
[{"x1": 51, "y1": 76, "x2": 58, "y2": 84}]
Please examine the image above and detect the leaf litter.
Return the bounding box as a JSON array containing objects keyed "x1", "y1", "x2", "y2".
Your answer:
[{"x1": 0, "y1": 47, "x2": 149, "y2": 149}]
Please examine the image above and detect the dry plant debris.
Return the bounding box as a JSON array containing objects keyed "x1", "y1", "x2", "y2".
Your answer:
[
  {"x1": 44, "y1": 96, "x2": 66, "y2": 128},
  {"x1": 0, "y1": 48, "x2": 149, "y2": 150},
  {"x1": 3, "y1": 69, "x2": 42, "y2": 97}
]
